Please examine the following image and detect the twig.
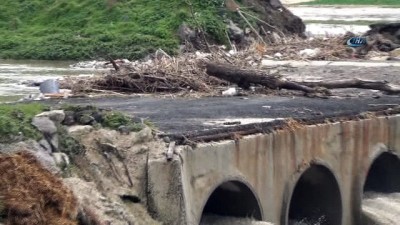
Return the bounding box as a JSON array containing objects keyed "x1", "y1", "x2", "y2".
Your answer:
[
  {"x1": 237, "y1": 9, "x2": 267, "y2": 46},
  {"x1": 240, "y1": 10, "x2": 286, "y2": 39},
  {"x1": 185, "y1": 0, "x2": 211, "y2": 52}
]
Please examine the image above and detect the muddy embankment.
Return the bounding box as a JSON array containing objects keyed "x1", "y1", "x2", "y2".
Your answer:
[{"x1": 0, "y1": 106, "x2": 166, "y2": 225}]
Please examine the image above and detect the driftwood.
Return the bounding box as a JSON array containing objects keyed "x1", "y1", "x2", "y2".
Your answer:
[
  {"x1": 299, "y1": 79, "x2": 400, "y2": 94},
  {"x1": 205, "y1": 62, "x2": 400, "y2": 95},
  {"x1": 205, "y1": 62, "x2": 315, "y2": 93}
]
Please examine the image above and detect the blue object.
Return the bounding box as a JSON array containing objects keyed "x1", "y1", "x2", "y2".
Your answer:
[
  {"x1": 347, "y1": 37, "x2": 367, "y2": 47},
  {"x1": 39, "y1": 79, "x2": 60, "y2": 94}
]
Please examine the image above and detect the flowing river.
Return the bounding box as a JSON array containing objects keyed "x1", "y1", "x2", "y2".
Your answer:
[
  {"x1": 362, "y1": 192, "x2": 400, "y2": 225},
  {"x1": 0, "y1": 59, "x2": 99, "y2": 102}
]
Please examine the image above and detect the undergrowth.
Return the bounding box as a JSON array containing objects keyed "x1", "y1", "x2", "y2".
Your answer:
[
  {"x1": 0, "y1": 103, "x2": 47, "y2": 143},
  {"x1": 0, "y1": 0, "x2": 248, "y2": 60}
]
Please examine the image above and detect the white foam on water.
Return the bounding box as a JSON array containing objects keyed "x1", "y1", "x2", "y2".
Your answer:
[
  {"x1": 200, "y1": 215, "x2": 274, "y2": 225},
  {"x1": 362, "y1": 192, "x2": 400, "y2": 225},
  {"x1": 288, "y1": 7, "x2": 400, "y2": 22}
]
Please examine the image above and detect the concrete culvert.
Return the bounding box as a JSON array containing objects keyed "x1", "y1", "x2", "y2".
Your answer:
[
  {"x1": 200, "y1": 181, "x2": 263, "y2": 225},
  {"x1": 287, "y1": 165, "x2": 342, "y2": 225},
  {"x1": 364, "y1": 152, "x2": 400, "y2": 193},
  {"x1": 362, "y1": 152, "x2": 400, "y2": 225}
]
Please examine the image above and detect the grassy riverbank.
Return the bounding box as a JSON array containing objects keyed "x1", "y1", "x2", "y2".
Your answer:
[{"x1": 0, "y1": 0, "x2": 230, "y2": 60}]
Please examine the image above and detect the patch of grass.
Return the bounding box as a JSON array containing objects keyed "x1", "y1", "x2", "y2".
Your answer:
[
  {"x1": 0, "y1": 103, "x2": 47, "y2": 143},
  {"x1": 61, "y1": 104, "x2": 147, "y2": 132},
  {"x1": 0, "y1": 0, "x2": 235, "y2": 60},
  {"x1": 103, "y1": 111, "x2": 144, "y2": 132},
  {"x1": 306, "y1": 0, "x2": 400, "y2": 5}
]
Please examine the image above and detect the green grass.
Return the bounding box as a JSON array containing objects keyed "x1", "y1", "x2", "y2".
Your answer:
[
  {"x1": 0, "y1": 103, "x2": 47, "y2": 143},
  {"x1": 306, "y1": 0, "x2": 400, "y2": 5},
  {"x1": 0, "y1": 0, "x2": 235, "y2": 60}
]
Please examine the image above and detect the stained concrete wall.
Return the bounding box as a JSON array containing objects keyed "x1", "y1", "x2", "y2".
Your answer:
[{"x1": 148, "y1": 115, "x2": 400, "y2": 225}]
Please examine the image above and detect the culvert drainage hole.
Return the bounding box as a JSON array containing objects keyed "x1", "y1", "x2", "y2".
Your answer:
[
  {"x1": 200, "y1": 214, "x2": 273, "y2": 225},
  {"x1": 288, "y1": 165, "x2": 342, "y2": 225},
  {"x1": 362, "y1": 152, "x2": 400, "y2": 225}
]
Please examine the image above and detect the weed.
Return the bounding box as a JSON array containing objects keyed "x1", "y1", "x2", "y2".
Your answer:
[
  {"x1": 0, "y1": 103, "x2": 47, "y2": 143},
  {"x1": 0, "y1": 0, "x2": 244, "y2": 60}
]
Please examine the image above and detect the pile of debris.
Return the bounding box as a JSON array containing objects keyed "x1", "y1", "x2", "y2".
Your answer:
[{"x1": 60, "y1": 35, "x2": 400, "y2": 98}]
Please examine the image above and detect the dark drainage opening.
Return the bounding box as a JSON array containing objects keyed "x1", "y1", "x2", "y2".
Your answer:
[
  {"x1": 364, "y1": 152, "x2": 400, "y2": 193},
  {"x1": 288, "y1": 165, "x2": 342, "y2": 225},
  {"x1": 200, "y1": 181, "x2": 262, "y2": 222},
  {"x1": 361, "y1": 152, "x2": 400, "y2": 225}
]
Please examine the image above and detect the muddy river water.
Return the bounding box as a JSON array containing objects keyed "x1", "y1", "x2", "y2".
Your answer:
[{"x1": 0, "y1": 60, "x2": 98, "y2": 102}]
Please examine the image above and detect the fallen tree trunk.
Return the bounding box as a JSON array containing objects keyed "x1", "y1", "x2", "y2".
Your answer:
[
  {"x1": 298, "y1": 79, "x2": 400, "y2": 94},
  {"x1": 205, "y1": 62, "x2": 400, "y2": 95},
  {"x1": 205, "y1": 62, "x2": 315, "y2": 93}
]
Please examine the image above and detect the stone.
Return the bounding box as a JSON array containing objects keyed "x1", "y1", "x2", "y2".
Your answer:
[
  {"x1": 36, "y1": 110, "x2": 65, "y2": 123},
  {"x1": 53, "y1": 152, "x2": 70, "y2": 168},
  {"x1": 227, "y1": 20, "x2": 244, "y2": 43},
  {"x1": 50, "y1": 135, "x2": 59, "y2": 151},
  {"x1": 63, "y1": 178, "x2": 138, "y2": 224},
  {"x1": 222, "y1": 87, "x2": 238, "y2": 96},
  {"x1": 67, "y1": 125, "x2": 93, "y2": 135},
  {"x1": 62, "y1": 111, "x2": 75, "y2": 125},
  {"x1": 389, "y1": 48, "x2": 400, "y2": 60},
  {"x1": 274, "y1": 52, "x2": 283, "y2": 59},
  {"x1": 38, "y1": 138, "x2": 52, "y2": 153},
  {"x1": 299, "y1": 48, "x2": 321, "y2": 58},
  {"x1": 136, "y1": 127, "x2": 153, "y2": 143},
  {"x1": 32, "y1": 117, "x2": 57, "y2": 134},
  {"x1": 117, "y1": 125, "x2": 130, "y2": 135},
  {"x1": 178, "y1": 23, "x2": 196, "y2": 42},
  {"x1": 0, "y1": 140, "x2": 59, "y2": 174},
  {"x1": 78, "y1": 114, "x2": 95, "y2": 125}
]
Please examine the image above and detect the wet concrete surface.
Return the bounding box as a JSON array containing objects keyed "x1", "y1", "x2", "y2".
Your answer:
[{"x1": 52, "y1": 95, "x2": 400, "y2": 134}]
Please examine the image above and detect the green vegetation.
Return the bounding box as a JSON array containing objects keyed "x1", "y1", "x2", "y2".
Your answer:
[
  {"x1": 61, "y1": 104, "x2": 146, "y2": 132},
  {"x1": 0, "y1": 0, "x2": 235, "y2": 60},
  {"x1": 103, "y1": 111, "x2": 144, "y2": 132},
  {"x1": 306, "y1": 0, "x2": 400, "y2": 5},
  {"x1": 0, "y1": 103, "x2": 47, "y2": 143}
]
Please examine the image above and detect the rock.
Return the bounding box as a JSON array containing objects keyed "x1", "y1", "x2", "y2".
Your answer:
[
  {"x1": 62, "y1": 111, "x2": 76, "y2": 125},
  {"x1": 36, "y1": 110, "x2": 65, "y2": 123},
  {"x1": 136, "y1": 127, "x2": 153, "y2": 143},
  {"x1": 63, "y1": 178, "x2": 138, "y2": 225},
  {"x1": 117, "y1": 125, "x2": 131, "y2": 135},
  {"x1": 178, "y1": 23, "x2": 196, "y2": 42},
  {"x1": 163, "y1": 136, "x2": 170, "y2": 143},
  {"x1": 67, "y1": 125, "x2": 93, "y2": 136},
  {"x1": 78, "y1": 114, "x2": 95, "y2": 125},
  {"x1": 50, "y1": 135, "x2": 59, "y2": 151},
  {"x1": 98, "y1": 142, "x2": 119, "y2": 154},
  {"x1": 0, "y1": 140, "x2": 59, "y2": 174},
  {"x1": 222, "y1": 87, "x2": 238, "y2": 96},
  {"x1": 389, "y1": 48, "x2": 400, "y2": 60},
  {"x1": 227, "y1": 20, "x2": 244, "y2": 43},
  {"x1": 274, "y1": 52, "x2": 283, "y2": 59},
  {"x1": 53, "y1": 152, "x2": 70, "y2": 168},
  {"x1": 38, "y1": 138, "x2": 52, "y2": 153},
  {"x1": 299, "y1": 48, "x2": 321, "y2": 58},
  {"x1": 32, "y1": 117, "x2": 57, "y2": 134}
]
